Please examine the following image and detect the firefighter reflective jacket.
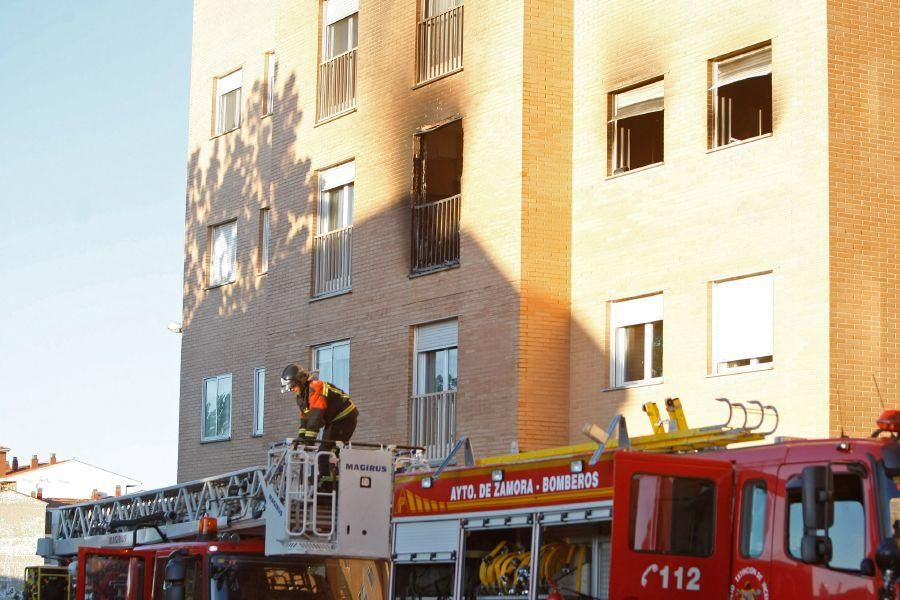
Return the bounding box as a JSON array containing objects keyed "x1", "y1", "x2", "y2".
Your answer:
[{"x1": 297, "y1": 380, "x2": 357, "y2": 439}]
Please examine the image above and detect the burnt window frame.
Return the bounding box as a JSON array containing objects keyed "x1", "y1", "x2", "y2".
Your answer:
[
  {"x1": 709, "y1": 44, "x2": 773, "y2": 149},
  {"x1": 410, "y1": 118, "x2": 463, "y2": 276},
  {"x1": 608, "y1": 78, "x2": 665, "y2": 176}
]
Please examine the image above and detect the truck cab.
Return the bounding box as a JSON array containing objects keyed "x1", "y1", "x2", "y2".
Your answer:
[
  {"x1": 75, "y1": 538, "x2": 389, "y2": 600},
  {"x1": 610, "y1": 430, "x2": 900, "y2": 598}
]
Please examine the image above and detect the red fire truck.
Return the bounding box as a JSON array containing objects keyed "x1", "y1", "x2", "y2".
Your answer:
[
  {"x1": 36, "y1": 399, "x2": 900, "y2": 599},
  {"x1": 36, "y1": 443, "x2": 400, "y2": 600},
  {"x1": 389, "y1": 399, "x2": 900, "y2": 600}
]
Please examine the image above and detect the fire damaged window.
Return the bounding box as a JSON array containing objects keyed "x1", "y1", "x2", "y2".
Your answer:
[
  {"x1": 609, "y1": 80, "x2": 664, "y2": 174},
  {"x1": 411, "y1": 120, "x2": 462, "y2": 274},
  {"x1": 711, "y1": 45, "x2": 772, "y2": 147},
  {"x1": 630, "y1": 474, "x2": 715, "y2": 557}
]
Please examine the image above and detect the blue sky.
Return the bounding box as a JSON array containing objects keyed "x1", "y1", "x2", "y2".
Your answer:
[{"x1": 0, "y1": 1, "x2": 192, "y2": 488}]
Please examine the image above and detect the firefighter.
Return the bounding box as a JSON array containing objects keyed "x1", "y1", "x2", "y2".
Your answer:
[{"x1": 281, "y1": 363, "x2": 358, "y2": 491}]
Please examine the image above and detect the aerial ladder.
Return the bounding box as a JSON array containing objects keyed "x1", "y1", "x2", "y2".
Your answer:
[{"x1": 37, "y1": 441, "x2": 422, "y2": 559}]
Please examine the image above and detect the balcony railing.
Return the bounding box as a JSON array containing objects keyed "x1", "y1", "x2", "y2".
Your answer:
[
  {"x1": 409, "y1": 390, "x2": 456, "y2": 461},
  {"x1": 317, "y1": 49, "x2": 357, "y2": 122},
  {"x1": 416, "y1": 5, "x2": 464, "y2": 85},
  {"x1": 412, "y1": 194, "x2": 460, "y2": 274},
  {"x1": 313, "y1": 226, "x2": 352, "y2": 297}
]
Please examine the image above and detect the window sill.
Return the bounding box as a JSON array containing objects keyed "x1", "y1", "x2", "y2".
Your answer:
[
  {"x1": 251, "y1": 433, "x2": 264, "y2": 438},
  {"x1": 207, "y1": 280, "x2": 235, "y2": 290},
  {"x1": 200, "y1": 436, "x2": 231, "y2": 444},
  {"x1": 603, "y1": 379, "x2": 663, "y2": 392},
  {"x1": 706, "y1": 133, "x2": 772, "y2": 154},
  {"x1": 257, "y1": 270, "x2": 268, "y2": 277},
  {"x1": 210, "y1": 126, "x2": 241, "y2": 140},
  {"x1": 706, "y1": 364, "x2": 774, "y2": 378},
  {"x1": 315, "y1": 107, "x2": 357, "y2": 127},
  {"x1": 413, "y1": 67, "x2": 464, "y2": 90},
  {"x1": 605, "y1": 162, "x2": 663, "y2": 181},
  {"x1": 309, "y1": 288, "x2": 352, "y2": 302},
  {"x1": 261, "y1": 112, "x2": 272, "y2": 120},
  {"x1": 409, "y1": 262, "x2": 460, "y2": 278}
]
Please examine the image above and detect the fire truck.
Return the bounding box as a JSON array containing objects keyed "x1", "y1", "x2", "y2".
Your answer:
[
  {"x1": 390, "y1": 399, "x2": 900, "y2": 600},
  {"x1": 36, "y1": 399, "x2": 900, "y2": 599},
  {"x1": 35, "y1": 442, "x2": 406, "y2": 600}
]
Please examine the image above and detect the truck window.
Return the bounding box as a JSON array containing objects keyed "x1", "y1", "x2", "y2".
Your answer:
[
  {"x1": 786, "y1": 473, "x2": 866, "y2": 571},
  {"x1": 392, "y1": 564, "x2": 454, "y2": 600},
  {"x1": 85, "y1": 556, "x2": 144, "y2": 600},
  {"x1": 207, "y1": 555, "x2": 379, "y2": 600},
  {"x1": 154, "y1": 556, "x2": 199, "y2": 600},
  {"x1": 739, "y1": 480, "x2": 767, "y2": 558},
  {"x1": 629, "y1": 474, "x2": 715, "y2": 557}
]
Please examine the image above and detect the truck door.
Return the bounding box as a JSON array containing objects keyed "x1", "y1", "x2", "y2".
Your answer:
[
  {"x1": 608, "y1": 451, "x2": 734, "y2": 599},
  {"x1": 769, "y1": 462, "x2": 878, "y2": 598}
]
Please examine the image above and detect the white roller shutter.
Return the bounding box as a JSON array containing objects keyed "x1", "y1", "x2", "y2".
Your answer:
[
  {"x1": 217, "y1": 69, "x2": 242, "y2": 95},
  {"x1": 716, "y1": 46, "x2": 772, "y2": 88},
  {"x1": 416, "y1": 319, "x2": 458, "y2": 352},
  {"x1": 714, "y1": 273, "x2": 773, "y2": 363},
  {"x1": 611, "y1": 294, "x2": 663, "y2": 328},
  {"x1": 319, "y1": 161, "x2": 355, "y2": 191},
  {"x1": 325, "y1": 0, "x2": 359, "y2": 25},
  {"x1": 394, "y1": 520, "x2": 459, "y2": 556},
  {"x1": 613, "y1": 80, "x2": 664, "y2": 121}
]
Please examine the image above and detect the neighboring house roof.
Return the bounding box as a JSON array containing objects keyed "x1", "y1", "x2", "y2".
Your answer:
[{"x1": 1, "y1": 458, "x2": 141, "y2": 484}]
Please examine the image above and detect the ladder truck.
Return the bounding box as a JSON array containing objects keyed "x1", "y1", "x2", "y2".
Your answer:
[
  {"x1": 35, "y1": 441, "x2": 414, "y2": 600},
  {"x1": 389, "y1": 399, "x2": 900, "y2": 600},
  {"x1": 36, "y1": 399, "x2": 900, "y2": 600}
]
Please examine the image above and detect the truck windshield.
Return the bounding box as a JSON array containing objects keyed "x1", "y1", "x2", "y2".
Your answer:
[{"x1": 208, "y1": 554, "x2": 385, "y2": 600}]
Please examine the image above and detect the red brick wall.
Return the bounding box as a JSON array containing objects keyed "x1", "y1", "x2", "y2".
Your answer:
[{"x1": 828, "y1": 0, "x2": 900, "y2": 436}]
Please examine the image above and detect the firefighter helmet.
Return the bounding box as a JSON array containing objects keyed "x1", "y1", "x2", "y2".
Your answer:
[{"x1": 281, "y1": 363, "x2": 310, "y2": 394}]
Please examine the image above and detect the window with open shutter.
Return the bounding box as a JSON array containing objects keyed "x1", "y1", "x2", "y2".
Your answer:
[
  {"x1": 711, "y1": 45, "x2": 772, "y2": 147},
  {"x1": 609, "y1": 79, "x2": 664, "y2": 174}
]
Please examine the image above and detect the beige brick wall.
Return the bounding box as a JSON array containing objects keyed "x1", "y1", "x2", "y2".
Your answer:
[
  {"x1": 828, "y1": 0, "x2": 900, "y2": 437},
  {"x1": 180, "y1": 0, "x2": 529, "y2": 480},
  {"x1": 569, "y1": 0, "x2": 831, "y2": 442},
  {"x1": 179, "y1": 0, "x2": 895, "y2": 480}
]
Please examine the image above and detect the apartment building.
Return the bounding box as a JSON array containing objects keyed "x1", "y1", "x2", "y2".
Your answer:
[{"x1": 177, "y1": 0, "x2": 897, "y2": 480}]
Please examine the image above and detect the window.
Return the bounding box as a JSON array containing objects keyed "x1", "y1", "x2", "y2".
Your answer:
[
  {"x1": 313, "y1": 340, "x2": 350, "y2": 393},
  {"x1": 209, "y1": 220, "x2": 237, "y2": 287},
  {"x1": 712, "y1": 273, "x2": 773, "y2": 373},
  {"x1": 323, "y1": 0, "x2": 358, "y2": 59},
  {"x1": 314, "y1": 162, "x2": 354, "y2": 296},
  {"x1": 609, "y1": 79, "x2": 664, "y2": 174},
  {"x1": 415, "y1": 320, "x2": 458, "y2": 395},
  {"x1": 410, "y1": 320, "x2": 458, "y2": 459},
  {"x1": 253, "y1": 368, "x2": 265, "y2": 436},
  {"x1": 258, "y1": 208, "x2": 270, "y2": 274},
  {"x1": 416, "y1": 0, "x2": 464, "y2": 84},
  {"x1": 787, "y1": 473, "x2": 866, "y2": 571},
  {"x1": 202, "y1": 374, "x2": 232, "y2": 441},
  {"x1": 610, "y1": 294, "x2": 662, "y2": 387},
  {"x1": 630, "y1": 474, "x2": 715, "y2": 556},
  {"x1": 318, "y1": 0, "x2": 358, "y2": 121},
  {"x1": 263, "y1": 52, "x2": 276, "y2": 115},
  {"x1": 215, "y1": 69, "x2": 242, "y2": 135},
  {"x1": 711, "y1": 45, "x2": 772, "y2": 147},
  {"x1": 412, "y1": 120, "x2": 462, "y2": 274},
  {"x1": 739, "y1": 480, "x2": 768, "y2": 558}
]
